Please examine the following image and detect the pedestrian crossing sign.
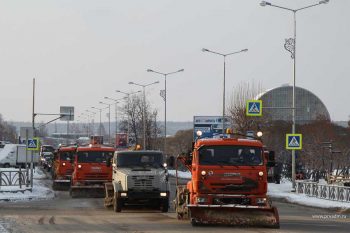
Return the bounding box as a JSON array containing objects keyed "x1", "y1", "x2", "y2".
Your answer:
[
  {"x1": 286, "y1": 134, "x2": 302, "y2": 150},
  {"x1": 27, "y1": 137, "x2": 40, "y2": 151},
  {"x1": 246, "y1": 100, "x2": 262, "y2": 116}
]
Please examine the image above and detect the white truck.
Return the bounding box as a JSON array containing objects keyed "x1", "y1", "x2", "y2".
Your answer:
[
  {"x1": 0, "y1": 144, "x2": 39, "y2": 168},
  {"x1": 104, "y1": 150, "x2": 170, "y2": 212}
]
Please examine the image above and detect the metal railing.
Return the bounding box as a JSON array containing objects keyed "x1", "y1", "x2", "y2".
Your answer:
[
  {"x1": 0, "y1": 168, "x2": 31, "y2": 192},
  {"x1": 296, "y1": 180, "x2": 350, "y2": 202}
]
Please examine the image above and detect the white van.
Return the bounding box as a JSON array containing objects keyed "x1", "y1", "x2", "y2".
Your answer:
[{"x1": 0, "y1": 144, "x2": 39, "y2": 168}]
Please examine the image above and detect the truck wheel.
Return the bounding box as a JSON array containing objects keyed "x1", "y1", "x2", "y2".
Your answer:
[
  {"x1": 4, "y1": 163, "x2": 10, "y2": 168},
  {"x1": 161, "y1": 198, "x2": 169, "y2": 213},
  {"x1": 113, "y1": 192, "x2": 122, "y2": 212}
]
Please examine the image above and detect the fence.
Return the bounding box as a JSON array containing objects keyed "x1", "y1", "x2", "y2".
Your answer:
[
  {"x1": 296, "y1": 180, "x2": 350, "y2": 202},
  {"x1": 0, "y1": 168, "x2": 31, "y2": 192}
]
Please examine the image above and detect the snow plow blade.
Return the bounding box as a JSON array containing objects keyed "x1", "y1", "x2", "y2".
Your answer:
[
  {"x1": 69, "y1": 186, "x2": 105, "y2": 198},
  {"x1": 188, "y1": 204, "x2": 280, "y2": 228},
  {"x1": 53, "y1": 180, "x2": 71, "y2": 191}
]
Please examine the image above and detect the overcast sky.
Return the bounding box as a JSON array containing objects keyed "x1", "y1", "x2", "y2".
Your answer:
[{"x1": 0, "y1": 0, "x2": 348, "y2": 123}]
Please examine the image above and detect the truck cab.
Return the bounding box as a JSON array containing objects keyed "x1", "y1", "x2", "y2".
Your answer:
[
  {"x1": 175, "y1": 135, "x2": 279, "y2": 227},
  {"x1": 104, "y1": 150, "x2": 170, "y2": 212},
  {"x1": 69, "y1": 144, "x2": 115, "y2": 197},
  {"x1": 52, "y1": 145, "x2": 76, "y2": 190}
]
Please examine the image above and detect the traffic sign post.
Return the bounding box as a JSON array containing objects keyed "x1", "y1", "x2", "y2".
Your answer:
[
  {"x1": 286, "y1": 134, "x2": 302, "y2": 150},
  {"x1": 27, "y1": 137, "x2": 40, "y2": 151},
  {"x1": 246, "y1": 100, "x2": 262, "y2": 116}
]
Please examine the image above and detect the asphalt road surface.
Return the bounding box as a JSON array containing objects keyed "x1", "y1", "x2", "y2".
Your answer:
[{"x1": 0, "y1": 175, "x2": 349, "y2": 233}]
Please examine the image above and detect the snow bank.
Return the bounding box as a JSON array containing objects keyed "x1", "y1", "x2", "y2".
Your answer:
[
  {"x1": 0, "y1": 168, "x2": 54, "y2": 202},
  {"x1": 268, "y1": 179, "x2": 350, "y2": 211}
]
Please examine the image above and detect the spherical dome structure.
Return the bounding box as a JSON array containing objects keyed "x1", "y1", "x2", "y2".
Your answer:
[{"x1": 257, "y1": 85, "x2": 330, "y2": 123}]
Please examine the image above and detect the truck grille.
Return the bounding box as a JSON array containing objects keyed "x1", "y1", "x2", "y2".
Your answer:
[
  {"x1": 65, "y1": 169, "x2": 73, "y2": 176},
  {"x1": 84, "y1": 173, "x2": 109, "y2": 180},
  {"x1": 131, "y1": 176, "x2": 154, "y2": 188}
]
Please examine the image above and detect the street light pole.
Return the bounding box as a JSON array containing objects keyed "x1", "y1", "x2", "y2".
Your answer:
[
  {"x1": 147, "y1": 68, "x2": 184, "y2": 153},
  {"x1": 128, "y1": 81, "x2": 159, "y2": 150},
  {"x1": 91, "y1": 106, "x2": 106, "y2": 137},
  {"x1": 85, "y1": 110, "x2": 96, "y2": 136},
  {"x1": 104, "y1": 96, "x2": 128, "y2": 139},
  {"x1": 202, "y1": 48, "x2": 248, "y2": 134},
  {"x1": 115, "y1": 90, "x2": 141, "y2": 140},
  {"x1": 260, "y1": 0, "x2": 330, "y2": 190},
  {"x1": 99, "y1": 102, "x2": 112, "y2": 144}
]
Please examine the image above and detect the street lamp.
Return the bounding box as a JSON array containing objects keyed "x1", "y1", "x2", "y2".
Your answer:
[
  {"x1": 104, "y1": 96, "x2": 128, "y2": 137},
  {"x1": 99, "y1": 102, "x2": 112, "y2": 144},
  {"x1": 115, "y1": 90, "x2": 142, "y2": 140},
  {"x1": 202, "y1": 48, "x2": 248, "y2": 134},
  {"x1": 128, "y1": 81, "x2": 159, "y2": 149},
  {"x1": 91, "y1": 106, "x2": 107, "y2": 137},
  {"x1": 261, "y1": 0, "x2": 329, "y2": 190},
  {"x1": 147, "y1": 68, "x2": 184, "y2": 153},
  {"x1": 85, "y1": 110, "x2": 96, "y2": 136}
]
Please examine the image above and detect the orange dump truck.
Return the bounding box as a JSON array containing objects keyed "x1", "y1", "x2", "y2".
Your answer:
[
  {"x1": 174, "y1": 133, "x2": 279, "y2": 228},
  {"x1": 69, "y1": 139, "x2": 115, "y2": 198},
  {"x1": 52, "y1": 145, "x2": 76, "y2": 190}
]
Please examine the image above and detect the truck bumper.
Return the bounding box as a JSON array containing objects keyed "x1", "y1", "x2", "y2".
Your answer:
[{"x1": 118, "y1": 191, "x2": 169, "y2": 200}]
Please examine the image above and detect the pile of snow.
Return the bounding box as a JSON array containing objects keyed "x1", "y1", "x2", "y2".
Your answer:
[
  {"x1": 0, "y1": 144, "x2": 16, "y2": 161},
  {"x1": 268, "y1": 179, "x2": 350, "y2": 211},
  {"x1": 0, "y1": 168, "x2": 54, "y2": 202}
]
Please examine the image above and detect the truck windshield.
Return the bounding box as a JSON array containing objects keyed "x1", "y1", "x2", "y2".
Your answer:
[
  {"x1": 199, "y1": 145, "x2": 263, "y2": 166},
  {"x1": 60, "y1": 151, "x2": 74, "y2": 161},
  {"x1": 42, "y1": 146, "x2": 54, "y2": 152},
  {"x1": 77, "y1": 151, "x2": 114, "y2": 163},
  {"x1": 117, "y1": 153, "x2": 163, "y2": 168}
]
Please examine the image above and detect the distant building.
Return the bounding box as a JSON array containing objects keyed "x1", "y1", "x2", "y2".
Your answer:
[{"x1": 257, "y1": 85, "x2": 330, "y2": 124}]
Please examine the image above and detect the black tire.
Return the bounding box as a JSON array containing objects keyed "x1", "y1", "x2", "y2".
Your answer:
[
  {"x1": 4, "y1": 163, "x2": 10, "y2": 168},
  {"x1": 113, "y1": 192, "x2": 122, "y2": 212},
  {"x1": 161, "y1": 198, "x2": 169, "y2": 213}
]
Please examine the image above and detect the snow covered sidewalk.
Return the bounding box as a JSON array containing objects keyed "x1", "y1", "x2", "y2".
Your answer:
[{"x1": 0, "y1": 167, "x2": 54, "y2": 202}]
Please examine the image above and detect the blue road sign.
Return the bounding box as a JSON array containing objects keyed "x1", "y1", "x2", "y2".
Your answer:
[
  {"x1": 286, "y1": 134, "x2": 302, "y2": 150},
  {"x1": 246, "y1": 100, "x2": 262, "y2": 116},
  {"x1": 27, "y1": 137, "x2": 39, "y2": 151}
]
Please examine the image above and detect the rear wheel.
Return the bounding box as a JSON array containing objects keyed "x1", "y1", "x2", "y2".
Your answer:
[{"x1": 113, "y1": 192, "x2": 122, "y2": 212}]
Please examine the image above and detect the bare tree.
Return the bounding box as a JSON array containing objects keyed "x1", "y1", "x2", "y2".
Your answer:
[
  {"x1": 0, "y1": 114, "x2": 17, "y2": 142},
  {"x1": 119, "y1": 95, "x2": 161, "y2": 150},
  {"x1": 227, "y1": 81, "x2": 267, "y2": 134}
]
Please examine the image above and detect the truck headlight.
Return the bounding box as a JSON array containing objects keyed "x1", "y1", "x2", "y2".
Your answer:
[
  {"x1": 78, "y1": 164, "x2": 82, "y2": 169},
  {"x1": 196, "y1": 197, "x2": 208, "y2": 204},
  {"x1": 120, "y1": 192, "x2": 127, "y2": 197},
  {"x1": 256, "y1": 198, "x2": 267, "y2": 205},
  {"x1": 160, "y1": 192, "x2": 167, "y2": 197},
  {"x1": 258, "y1": 171, "x2": 264, "y2": 176},
  {"x1": 62, "y1": 162, "x2": 66, "y2": 166}
]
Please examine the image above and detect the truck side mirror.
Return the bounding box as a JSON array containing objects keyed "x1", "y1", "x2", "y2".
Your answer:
[
  {"x1": 185, "y1": 153, "x2": 192, "y2": 165},
  {"x1": 267, "y1": 151, "x2": 275, "y2": 167}
]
